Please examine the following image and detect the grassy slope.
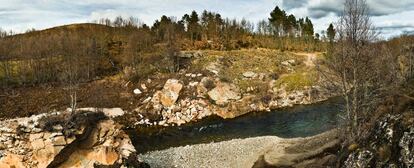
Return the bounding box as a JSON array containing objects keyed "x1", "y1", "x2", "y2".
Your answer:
[{"x1": 190, "y1": 48, "x2": 316, "y2": 92}]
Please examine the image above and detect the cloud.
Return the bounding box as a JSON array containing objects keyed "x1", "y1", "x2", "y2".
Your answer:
[
  {"x1": 280, "y1": 0, "x2": 414, "y2": 38},
  {"x1": 307, "y1": 0, "x2": 343, "y2": 19},
  {"x1": 0, "y1": 0, "x2": 411, "y2": 38},
  {"x1": 282, "y1": 0, "x2": 308, "y2": 9},
  {"x1": 284, "y1": 0, "x2": 414, "y2": 19}
]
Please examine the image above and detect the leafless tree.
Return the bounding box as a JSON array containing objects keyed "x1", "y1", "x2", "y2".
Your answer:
[
  {"x1": 164, "y1": 18, "x2": 180, "y2": 73},
  {"x1": 320, "y1": 0, "x2": 400, "y2": 141}
]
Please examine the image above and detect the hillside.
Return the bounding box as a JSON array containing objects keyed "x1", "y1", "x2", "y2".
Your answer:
[
  {"x1": 0, "y1": 48, "x2": 329, "y2": 121},
  {"x1": 9, "y1": 23, "x2": 114, "y2": 38}
]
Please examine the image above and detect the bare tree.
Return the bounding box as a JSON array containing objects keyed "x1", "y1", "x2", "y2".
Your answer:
[
  {"x1": 57, "y1": 33, "x2": 80, "y2": 114},
  {"x1": 320, "y1": 0, "x2": 400, "y2": 141},
  {"x1": 402, "y1": 44, "x2": 414, "y2": 80},
  {"x1": 164, "y1": 17, "x2": 180, "y2": 73}
]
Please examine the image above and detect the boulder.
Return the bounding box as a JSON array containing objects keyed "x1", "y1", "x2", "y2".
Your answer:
[
  {"x1": 154, "y1": 79, "x2": 183, "y2": 107},
  {"x1": 208, "y1": 82, "x2": 241, "y2": 105}
]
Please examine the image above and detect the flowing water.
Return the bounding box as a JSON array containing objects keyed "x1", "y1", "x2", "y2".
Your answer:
[{"x1": 127, "y1": 97, "x2": 343, "y2": 154}]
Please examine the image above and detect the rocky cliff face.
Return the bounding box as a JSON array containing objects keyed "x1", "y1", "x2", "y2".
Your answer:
[
  {"x1": 0, "y1": 110, "x2": 143, "y2": 168},
  {"x1": 343, "y1": 112, "x2": 414, "y2": 167}
]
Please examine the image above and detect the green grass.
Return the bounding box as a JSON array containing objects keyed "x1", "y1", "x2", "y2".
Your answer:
[
  {"x1": 0, "y1": 60, "x2": 20, "y2": 79},
  {"x1": 275, "y1": 70, "x2": 317, "y2": 91}
]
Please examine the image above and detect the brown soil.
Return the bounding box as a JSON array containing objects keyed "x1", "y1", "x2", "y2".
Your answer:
[
  {"x1": 0, "y1": 72, "x2": 196, "y2": 120},
  {"x1": 0, "y1": 79, "x2": 142, "y2": 120}
]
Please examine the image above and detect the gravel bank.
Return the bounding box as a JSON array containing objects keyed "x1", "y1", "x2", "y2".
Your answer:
[{"x1": 138, "y1": 133, "x2": 336, "y2": 168}]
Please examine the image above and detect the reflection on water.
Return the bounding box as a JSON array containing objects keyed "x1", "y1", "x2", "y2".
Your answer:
[{"x1": 127, "y1": 97, "x2": 343, "y2": 153}]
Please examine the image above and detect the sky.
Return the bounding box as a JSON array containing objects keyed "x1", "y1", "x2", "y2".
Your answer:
[{"x1": 0, "y1": 0, "x2": 413, "y2": 39}]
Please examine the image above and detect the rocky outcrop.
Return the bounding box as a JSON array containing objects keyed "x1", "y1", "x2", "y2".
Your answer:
[
  {"x1": 0, "y1": 110, "x2": 140, "y2": 168},
  {"x1": 251, "y1": 130, "x2": 339, "y2": 168},
  {"x1": 342, "y1": 112, "x2": 414, "y2": 168}
]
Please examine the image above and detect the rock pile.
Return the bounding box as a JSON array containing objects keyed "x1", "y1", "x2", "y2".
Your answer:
[
  {"x1": 162, "y1": 99, "x2": 212, "y2": 126},
  {"x1": 343, "y1": 113, "x2": 414, "y2": 168}
]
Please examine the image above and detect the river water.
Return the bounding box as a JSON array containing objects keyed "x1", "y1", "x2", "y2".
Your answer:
[{"x1": 128, "y1": 97, "x2": 343, "y2": 154}]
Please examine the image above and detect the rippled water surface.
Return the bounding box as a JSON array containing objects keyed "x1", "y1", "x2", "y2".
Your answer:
[{"x1": 128, "y1": 98, "x2": 343, "y2": 153}]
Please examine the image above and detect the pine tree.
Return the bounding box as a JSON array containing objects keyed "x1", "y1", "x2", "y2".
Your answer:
[
  {"x1": 327, "y1": 23, "x2": 336, "y2": 43},
  {"x1": 269, "y1": 6, "x2": 287, "y2": 36},
  {"x1": 286, "y1": 14, "x2": 297, "y2": 36},
  {"x1": 303, "y1": 17, "x2": 314, "y2": 37}
]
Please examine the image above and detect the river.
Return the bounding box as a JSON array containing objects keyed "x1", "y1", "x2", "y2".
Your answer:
[{"x1": 127, "y1": 97, "x2": 343, "y2": 154}]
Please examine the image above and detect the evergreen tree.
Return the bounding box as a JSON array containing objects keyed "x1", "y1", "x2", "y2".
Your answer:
[
  {"x1": 183, "y1": 11, "x2": 201, "y2": 41},
  {"x1": 286, "y1": 14, "x2": 297, "y2": 36},
  {"x1": 269, "y1": 6, "x2": 287, "y2": 36},
  {"x1": 327, "y1": 23, "x2": 336, "y2": 43},
  {"x1": 303, "y1": 17, "x2": 314, "y2": 37}
]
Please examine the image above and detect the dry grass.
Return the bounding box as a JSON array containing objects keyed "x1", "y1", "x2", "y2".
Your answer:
[
  {"x1": 190, "y1": 48, "x2": 311, "y2": 92},
  {"x1": 192, "y1": 49, "x2": 301, "y2": 76}
]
